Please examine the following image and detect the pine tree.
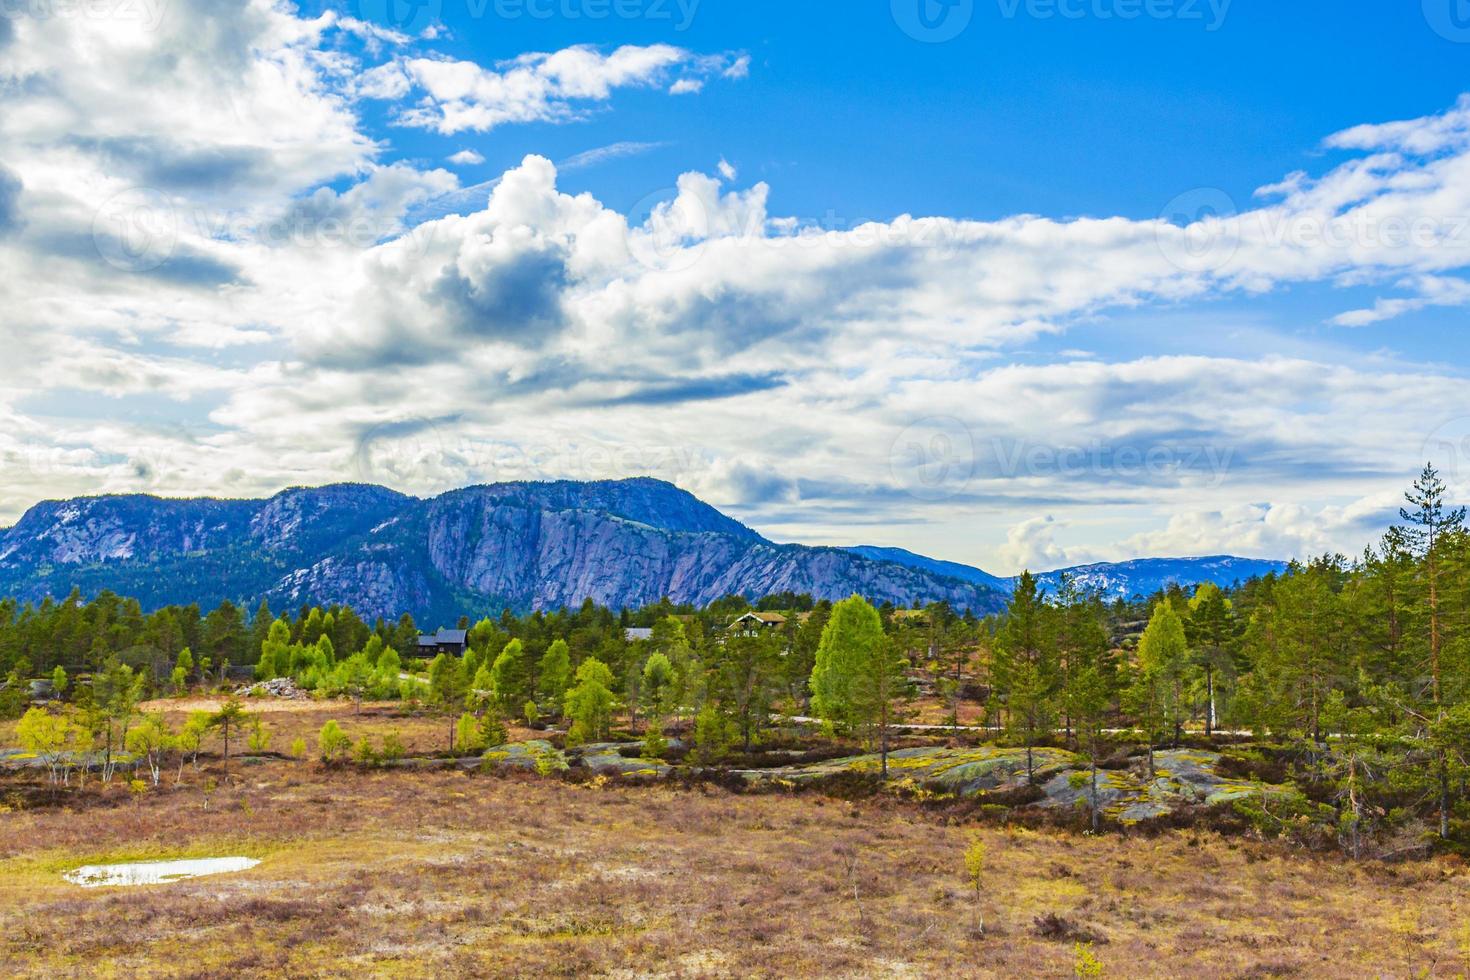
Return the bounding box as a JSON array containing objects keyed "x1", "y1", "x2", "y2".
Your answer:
[
  {"x1": 994, "y1": 573, "x2": 1058, "y2": 781},
  {"x1": 1186, "y1": 583, "x2": 1238, "y2": 735},
  {"x1": 1398, "y1": 463, "x2": 1466, "y2": 839}
]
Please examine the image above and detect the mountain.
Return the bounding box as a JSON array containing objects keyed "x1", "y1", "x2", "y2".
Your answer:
[
  {"x1": 846, "y1": 546, "x2": 1013, "y2": 591},
  {"x1": 846, "y1": 547, "x2": 1286, "y2": 602},
  {"x1": 0, "y1": 479, "x2": 1007, "y2": 622},
  {"x1": 1031, "y1": 556, "x2": 1289, "y2": 601}
]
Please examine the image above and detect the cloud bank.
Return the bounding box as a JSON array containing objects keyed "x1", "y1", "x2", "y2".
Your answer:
[{"x1": 1, "y1": 0, "x2": 1468, "y2": 574}]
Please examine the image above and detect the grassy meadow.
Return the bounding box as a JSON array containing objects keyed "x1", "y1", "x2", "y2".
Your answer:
[{"x1": 1, "y1": 701, "x2": 1467, "y2": 979}]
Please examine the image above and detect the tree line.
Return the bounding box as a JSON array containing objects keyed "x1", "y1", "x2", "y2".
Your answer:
[{"x1": 5, "y1": 466, "x2": 1469, "y2": 846}]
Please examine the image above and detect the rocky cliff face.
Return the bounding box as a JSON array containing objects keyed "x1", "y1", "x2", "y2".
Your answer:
[{"x1": 0, "y1": 479, "x2": 1005, "y2": 620}]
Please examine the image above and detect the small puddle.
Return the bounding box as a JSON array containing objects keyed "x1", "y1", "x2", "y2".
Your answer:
[{"x1": 64, "y1": 857, "x2": 260, "y2": 888}]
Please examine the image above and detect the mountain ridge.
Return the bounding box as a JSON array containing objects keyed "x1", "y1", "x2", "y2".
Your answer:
[
  {"x1": 0, "y1": 479, "x2": 1002, "y2": 621},
  {"x1": 847, "y1": 546, "x2": 1288, "y2": 601},
  {"x1": 0, "y1": 479, "x2": 1286, "y2": 620}
]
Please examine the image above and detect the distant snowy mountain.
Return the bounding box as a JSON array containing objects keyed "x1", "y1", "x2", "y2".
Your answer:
[
  {"x1": 846, "y1": 548, "x2": 1286, "y2": 602},
  {"x1": 1029, "y1": 556, "x2": 1288, "y2": 600}
]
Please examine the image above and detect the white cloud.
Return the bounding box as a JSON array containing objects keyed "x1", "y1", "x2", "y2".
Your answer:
[
  {"x1": 4, "y1": 0, "x2": 1470, "y2": 574},
  {"x1": 559, "y1": 141, "x2": 666, "y2": 172},
  {"x1": 1114, "y1": 493, "x2": 1400, "y2": 562},
  {"x1": 997, "y1": 516, "x2": 1076, "y2": 572},
  {"x1": 367, "y1": 45, "x2": 747, "y2": 135},
  {"x1": 448, "y1": 149, "x2": 485, "y2": 166}
]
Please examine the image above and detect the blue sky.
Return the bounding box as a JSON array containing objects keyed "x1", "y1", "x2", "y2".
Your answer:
[
  {"x1": 2, "y1": 0, "x2": 1470, "y2": 573},
  {"x1": 323, "y1": 1, "x2": 1469, "y2": 221}
]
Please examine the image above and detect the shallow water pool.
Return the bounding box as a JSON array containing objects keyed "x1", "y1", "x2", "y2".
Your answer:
[{"x1": 64, "y1": 857, "x2": 260, "y2": 887}]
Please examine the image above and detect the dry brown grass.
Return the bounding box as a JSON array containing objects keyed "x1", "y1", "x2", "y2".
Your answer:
[{"x1": 1, "y1": 749, "x2": 1467, "y2": 978}]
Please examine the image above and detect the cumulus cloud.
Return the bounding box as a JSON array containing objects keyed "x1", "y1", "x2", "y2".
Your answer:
[
  {"x1": 363, "y1": 45, "x2": 746, "y2": 134},
  {"x1": 1114, "y1": 494, "x2": 1401, "y2": 562},
  {"x1": 997, "y1": 516, "x2": 1076, "y2": 572},
  {"x1": 448, "y1": 149, "x2": 485, "y2": 166},
  {"x1": 6, "y1": 0, "x2": 1470, "y2": 574},
  {"x1": 0, "y1": 166, "x2": 22, "y2": 235}
]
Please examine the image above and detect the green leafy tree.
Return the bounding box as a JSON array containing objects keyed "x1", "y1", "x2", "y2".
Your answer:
[
  {"x1": 247, "y1": 716, "x2": 271, "y2": 754},
  {"x1": 455, "y1": 712, "x2": 487, "y2": 753},
  {"x1": 479, "y1": 713, "x2": 508, "y2": 749},
  {"x1": 642, "y1": 721, "x2": 668, "y2": 760},
  {"x1": 641, "y1": 652, "x2": 675, "y2": 728},
  {"x1": 175, "y1": 646, "x2": 194, "y2": 683},
  {"x1": 963, "y1": 834, "x2": 986, "y2": 936},
  {"x1": 537, "y1": 639, "x2": 572, "y2": 710},
  {"x1": 16, "y1": 707, "x2": 84, "y2": 784},
  {"x1": 380, "y1": 730, "x2": 407, "y2": 761},
  {"x1": 256, "y1": 619, "x2": 291, "y2": 680},
  {"x1": 92, "y1": 657, "x2": 143, "y2": 783},
  {"x1": 489, "y1": 639, "x2": 531, "y2": 712},
  {"x1": 126, "y1": 712, "x2": 175, "y2": 786},
  {"x1": 564, "y1": 657, "x2": 616, "y2": 746},
  {"x1": 318, "y1": 719, "x2": 350, "y2": 762},
  {"x1": 809, "y1": 594, "x2": 886, "y2": 734},
  {"x1": 1137, "y1": 599, "x2": 1190, "y2": 747},
  {"x1": 427, "y1": 653, "x2": 469, "y2": 753},
  {"x1": 176, "y1": 711, "x2": 211, "y2": 777},
  {"x1": 649, "y1": 617, "x2": 695, "y2": 721}
]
